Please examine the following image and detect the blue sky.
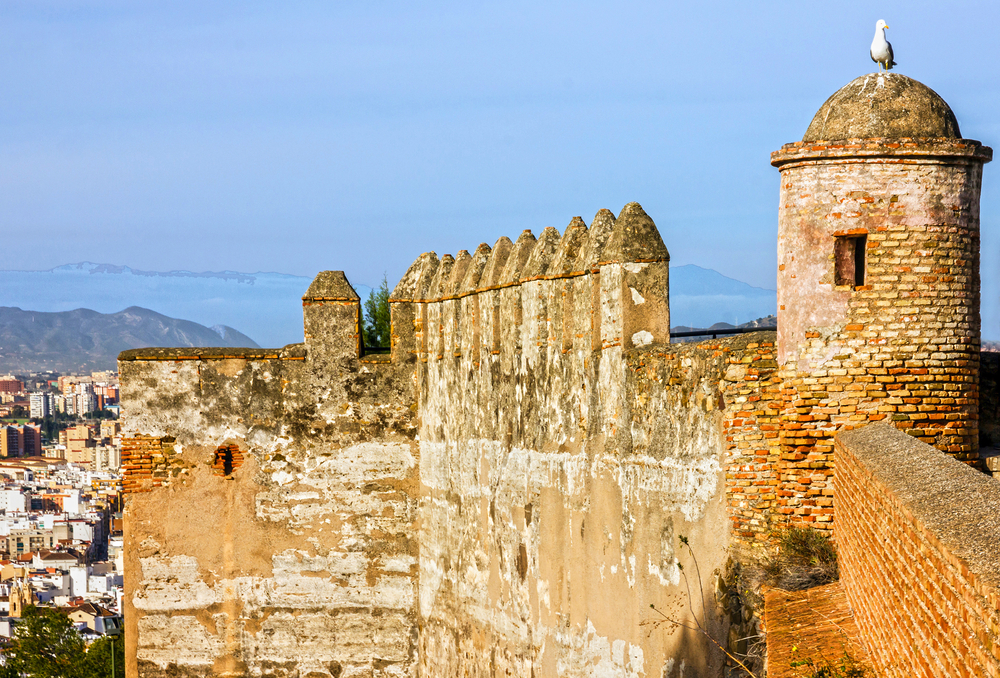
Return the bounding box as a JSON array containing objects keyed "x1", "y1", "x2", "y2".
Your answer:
[{"x1": 3, "y1": 1, "x2": 999, "y2": 331}]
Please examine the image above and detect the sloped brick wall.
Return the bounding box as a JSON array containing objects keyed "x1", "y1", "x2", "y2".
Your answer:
[{"x1": 835, "y1": 423, "x2": 1000, "y2": 678}]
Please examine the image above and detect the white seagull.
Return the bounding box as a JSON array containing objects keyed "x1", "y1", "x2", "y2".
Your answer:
[{"x1": 871, "y1": 19, "x2": 897, "y2": 72}]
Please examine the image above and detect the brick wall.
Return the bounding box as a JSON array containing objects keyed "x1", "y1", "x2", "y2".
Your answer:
[
  {"x1": 719, "y1": 338, "x2": 783, "y2": 541},
  {"x1": 120, "y1": 436, "x2": 164, "y2": 494},
  {"x1": 835, "y1": 423, "x2": 1000, "y2": 678}
]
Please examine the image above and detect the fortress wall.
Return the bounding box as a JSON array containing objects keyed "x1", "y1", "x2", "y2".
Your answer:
[
  {"x1": 120, "y1": 204, "x2": 782, "y2": 677},
  {"x1": 388, "y1": 204, "x2": 773, "y2": 676},
  {"x1": 119, "y1": 273, "x2": 421, "y2": 678},
  {"x1": 835, "y1": 424, "x2": 1000, "y2": 678}
]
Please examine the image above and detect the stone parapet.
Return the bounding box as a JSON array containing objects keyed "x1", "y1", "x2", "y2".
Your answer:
[
  {"x1": 835, "y1": 423, "x2": 1000, "y2": 678},
  {"x1": 118, "y1": 345, "x2": 306, "y2": 361}
]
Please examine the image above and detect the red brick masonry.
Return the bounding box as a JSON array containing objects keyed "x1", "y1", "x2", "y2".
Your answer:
[
  {"x1": 771, "y1": 139, "x2": 992, "y2": 531},
  {"x1": 763, "y1": 581, "x2": 871, "y2": 678},
  {"x1": 835, "y1": 423, "x2": 1000, "y2": 678},
  {"x1": 120, "y1": 435, "x2": 163, "y2": 494}
]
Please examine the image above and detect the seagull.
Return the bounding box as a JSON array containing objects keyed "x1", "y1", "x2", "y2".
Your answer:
[{"x1": 870, "y1": 19, "x2": 896, "y2": 72}]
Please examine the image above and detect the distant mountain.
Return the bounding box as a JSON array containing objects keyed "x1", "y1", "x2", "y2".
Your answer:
[
  {"x1": 669, "y1": 265, "x2": 776, "y2": 328},
  {"x1": 0, "y1": 263, "x2": 374, "y2": 349},
  {"x1": 0, "y1": 306, "x2": 260, "y2": 373},
  {"x1": 671, "y1": 314, "x2": 777, "y2": 342},
  {"x1": 0, "y1": 262, "x2": 770, "y2": 349}
]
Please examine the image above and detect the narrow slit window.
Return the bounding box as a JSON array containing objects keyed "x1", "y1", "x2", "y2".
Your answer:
[
  {"x1": 471, "y1": 296, "x2": 481, "y2": 363},
  {"x1": 591, "y1": 274, "x2": 602, "y2": 350},
  {"x1": 562, "y1": 283, "x2": 574, "y2": 353},
  {"x1": 419, "y1": 304, "x2": 428, "y2": 358},
  {"x1": 835, "y1": 235, "x2": 867, "y2": 287},
  {"x1": 491, "y1": 304, "x2": 501, "y2": 354}
]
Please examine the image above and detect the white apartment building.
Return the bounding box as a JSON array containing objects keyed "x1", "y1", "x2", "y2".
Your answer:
[
  {"x1": 28, "y1": 392, "x2": 54, "y2": 419},
  {"x1": 0, "y1": 488, "x2": 28, "y2": 513},
  {"x1": 93, "y1": 446, "x2": 121, "y2": 473}
]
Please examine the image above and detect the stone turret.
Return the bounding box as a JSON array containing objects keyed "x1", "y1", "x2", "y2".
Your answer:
[
  {"x1": 302, "y1": 271, "x2": 362, "y2": 363},
  {"x1": 770, "y1": 72, "x2": 992, "y2": 526}
]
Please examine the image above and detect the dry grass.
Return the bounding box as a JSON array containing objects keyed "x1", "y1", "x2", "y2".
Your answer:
[
  {"x1": 790, "y1": 652, "x2": 871, "y2": 677},
  {"x1": 761, "y1": 528, "x2": 839, "y2": 592}
]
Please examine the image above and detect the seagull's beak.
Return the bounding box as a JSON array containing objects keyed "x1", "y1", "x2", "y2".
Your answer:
[{"x1": 884, "y1": 24, "x2": 889, "y2": 29}]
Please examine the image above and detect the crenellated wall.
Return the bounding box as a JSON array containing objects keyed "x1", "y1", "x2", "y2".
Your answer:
[
  {"x1": 121, "y1": 203, "x2": 786, "y2": 677},
  {"x1": 390, "y1": 203, "x2": 738, "y2": 675}
]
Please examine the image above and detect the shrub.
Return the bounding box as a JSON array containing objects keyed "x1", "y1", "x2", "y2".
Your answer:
[
  {"x1": 363, "y1": 275, "x2": 391, "y2": 349},
  {"x1": 762, "y1": 527, "x2": 839, "y2": 591}
]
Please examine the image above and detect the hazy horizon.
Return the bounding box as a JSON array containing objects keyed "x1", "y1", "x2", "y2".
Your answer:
[{"x1": 4, "y1": 1, "x2": 999, "y2": 334}]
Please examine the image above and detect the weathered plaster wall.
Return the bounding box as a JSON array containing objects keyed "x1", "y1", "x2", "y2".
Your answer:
[
  {"x1": 381, "y1": 203, "x2": 772, "y2": 677},
  {"x1": 120, "y1": 272, "x2": 421, "y2": 678}
]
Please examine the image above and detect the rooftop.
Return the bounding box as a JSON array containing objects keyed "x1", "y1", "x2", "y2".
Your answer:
[{"x1": 802, "y1": 72, "x2": 961, "y2": 141}]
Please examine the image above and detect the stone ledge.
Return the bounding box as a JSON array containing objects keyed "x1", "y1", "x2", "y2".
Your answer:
[
  {"x1": 118, "y1": 343, "x2": 307, "y2": 362},
  {"x1": 771, "y1": 137, "x2": 993, "y2": 168},
  {"x1": 836, "y1": 422, "x2": 1000, "y2": 588}
]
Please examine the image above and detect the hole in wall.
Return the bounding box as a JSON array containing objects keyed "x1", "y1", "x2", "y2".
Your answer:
[
  {"x1": 212, "y1": 444, "x2": 244, "y2": 477},
  {"x1": 516, "y1": 542, "x2": 528, "y2": 581}
]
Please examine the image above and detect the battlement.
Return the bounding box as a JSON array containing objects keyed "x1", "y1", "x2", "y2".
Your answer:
[{"x1": 386, "y1": 203, "x2": 669, "y2": 369}]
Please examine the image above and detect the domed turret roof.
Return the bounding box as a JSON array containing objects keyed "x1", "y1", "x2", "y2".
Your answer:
[{"x1": 802, "y1": 73, "x2": 961, "y2": 142}]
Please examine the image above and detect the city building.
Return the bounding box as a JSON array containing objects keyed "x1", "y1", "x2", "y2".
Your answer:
[
  {"x1": 0, "y1": 425, "x2": 41, "y2": 458},
  {"x1": 0, "y1": 377, "x2": 24, "y2": 395},
  {"x1": 28, "y1": 392, "x2": 54, "y2": 419},
  {"x1": 64, "y1": 425, "x2": 95, "y2": 466}
]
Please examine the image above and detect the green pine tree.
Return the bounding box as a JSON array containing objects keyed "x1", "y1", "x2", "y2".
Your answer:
[
  {"x1": 82, "y1": 633, "x2": 126, "y2": 678},
  {"x1": 363, "y1": 274, "x2": 392, "y2": 349}
]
